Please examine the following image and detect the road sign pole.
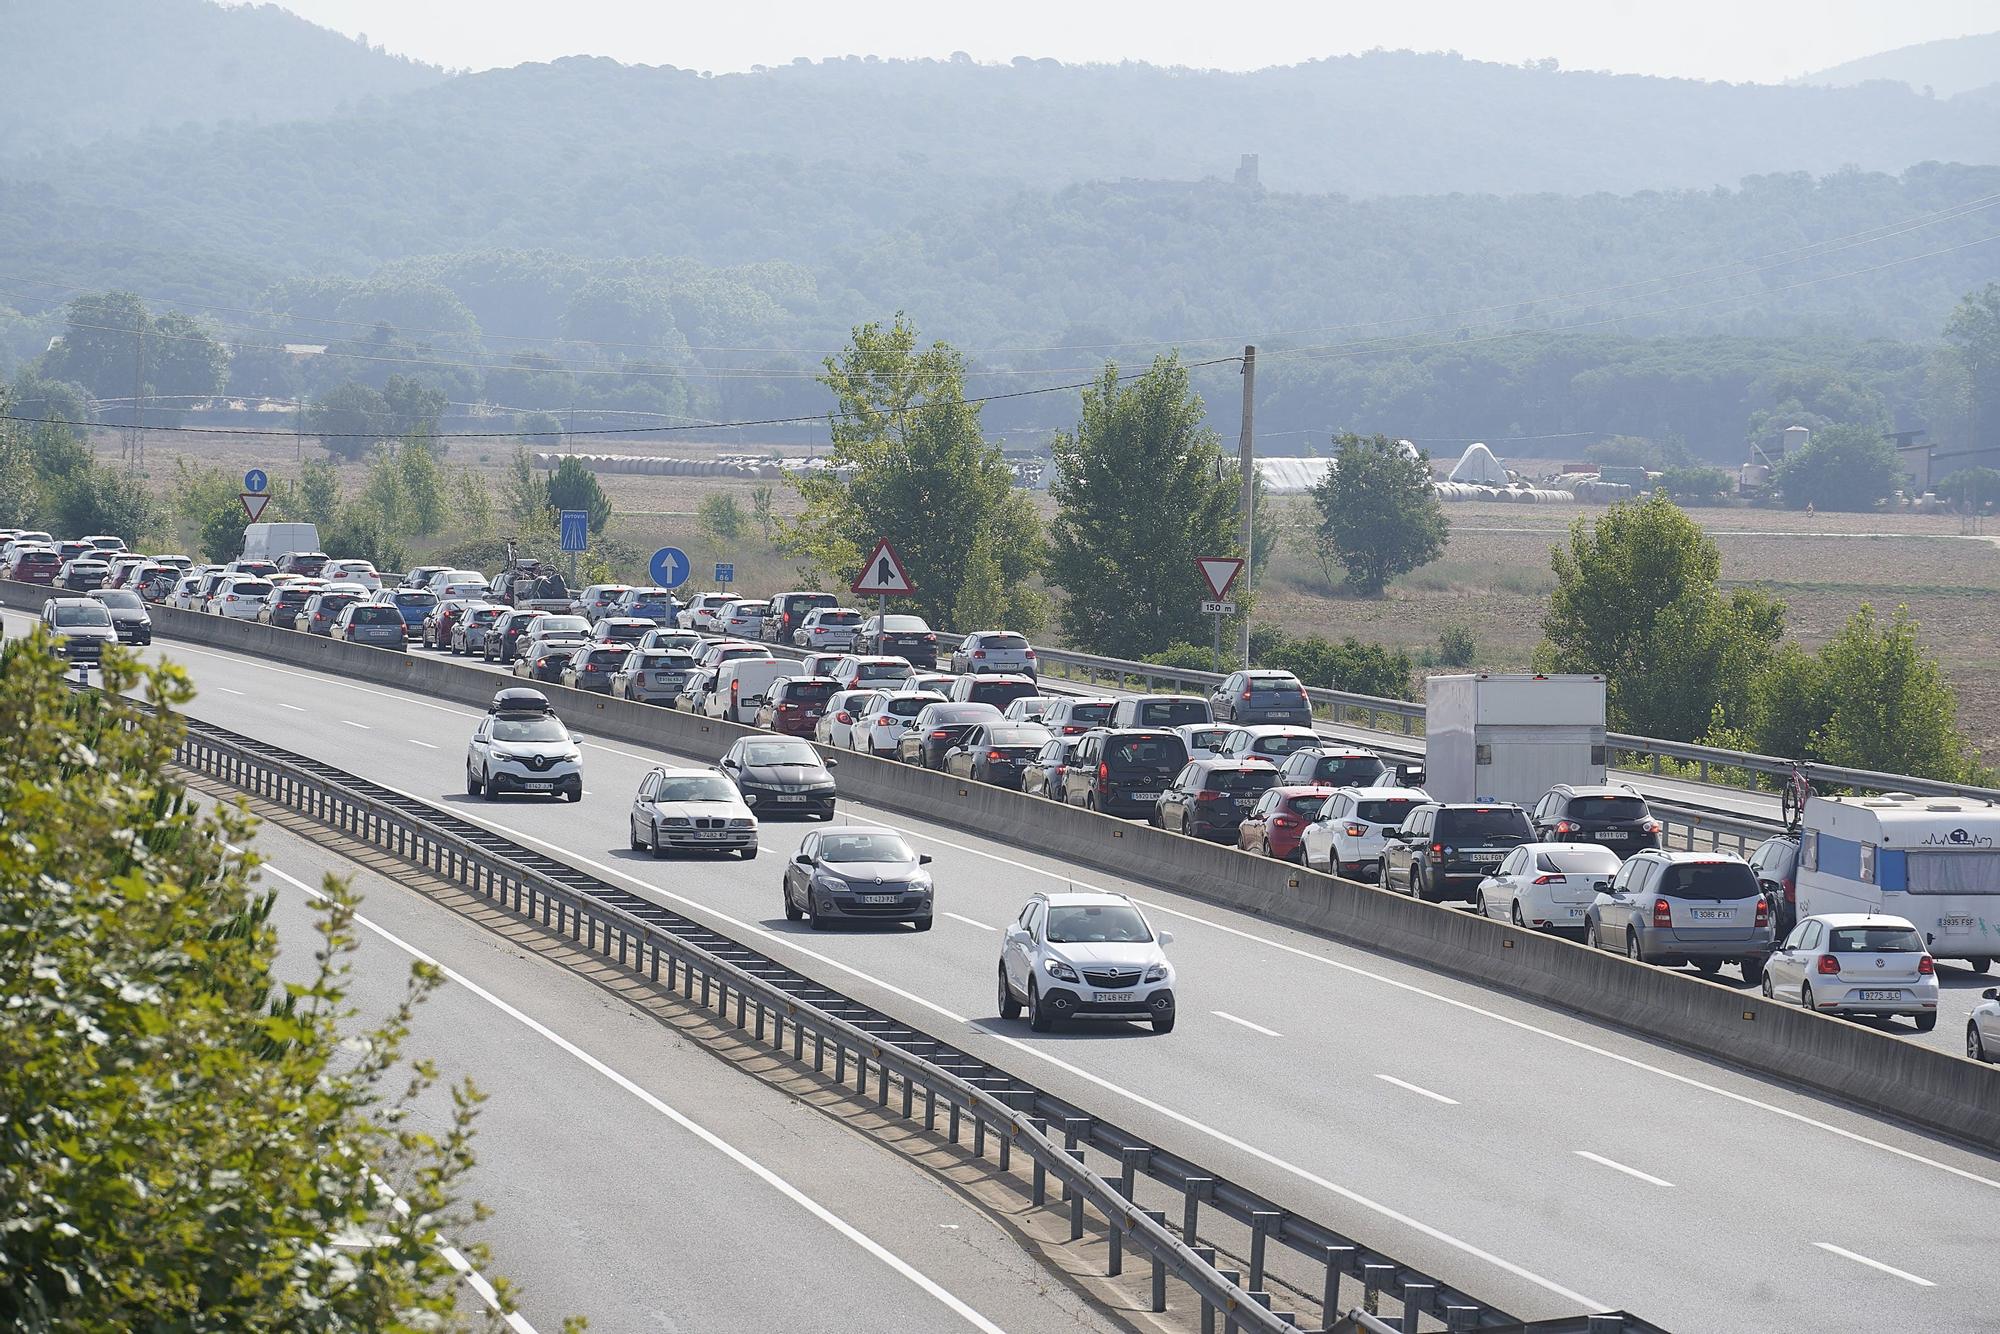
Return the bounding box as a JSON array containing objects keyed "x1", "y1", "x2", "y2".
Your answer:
[{"x1": 1211, "y1": 608, "x2": 1223, "y2": 675}]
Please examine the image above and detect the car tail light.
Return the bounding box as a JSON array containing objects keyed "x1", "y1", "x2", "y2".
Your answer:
[
  {"x1": 835, "y1": 710, "x2": 852, "y2": 724},
  {"x1": 1918, "y1": 955, "x2": 1936, "y2": 974},
  {"x1": 1272, "y1": 815, "x2": 1299, "y2": 829},
  {"x1": 924, "y1": 633, "x2": 937, "y2": 643},
  {"x1": 1642, "y1": 820, "x2": 1663, "y2": 834},
  {"x1": 1554, "y1": 820, "x2": 1577, "y2": 834},
  {"x1": 1430, "y1": 842, "x2": 1443, "y2": 858},
  {"x1": 1241, "y1": 689, "x2": 1253, "y2": 700},
  {"x1": 1754, "y1": 897, "x2": 1769, "y2": 927},
  {"x1": 1097, "y1": 761, "x2": 1110, "y2": 792},
  {"x1": 1816, "y1": 954, "x2": 1840, "y2": 975},
  {"x1": 1531, "y1": 874, "x2": 1561, "y2": 885},
  {"x1": 1025, "y1": 650, "x2": 1036, "y2": 659},
  {"x1": 930, "y1": 729, "x2": 949, "y2": 739},
  {"x1": 973, "y1": 649, "x2": 986, "y2": 659},
  {"x1": 1344, "y1": 823, "x2": 1366, "y2": 837},
  {"x1": 1196, "y1": 789, "x2": 1222, "y2": 801},
  {"x1": 1652, "y1": 898, "x2": 1672, "y2": 928},
  {"x1": 1781, "y1": 876, "x2": 1795, "y2": 904},
  {"x1": 987, "y1": 749, "x2": 1005, "y2": 762}
]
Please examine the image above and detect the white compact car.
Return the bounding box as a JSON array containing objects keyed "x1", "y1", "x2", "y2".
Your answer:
[
  {"x1": 1762, "y1": 913, "x2": 1940, "y2": 1030},
  {"x1": 322, "y1": 559, "x2": 382, "y2": 591},
  {"x1": 1300, "y1": 786, "x2": 1429, "y2": 881},
  {"x1": 852, "y1": 691, "x2": 944, "y2": 755},
  {"x1": 998, "y1": 891, "x2": 1176, "y2": 1033},
  {"x1": 210, "y1": 574, "x2": 275, "y2": 620},
  {"x1": 465, "y1": 689, "x2": 583, "y2": 802},
  {"x1": 817, "y1": 689, "x2": 884, "y2": 749},
  {"x1": 1476, "y1": 842, "x2": 1622, "y2": 930},
  {"x1": 1969, "y1": 987, "x2": 2000, "y2": 1063},
  {"x1": 628, "y1": 764, "x2": 758, "y2": 859},
  {"x1": 1173, "y1": 723, "x2": 1240, "y2": 763},
  {"x1": 683, "y1": 593, "x2": 737, "y2": 633}
]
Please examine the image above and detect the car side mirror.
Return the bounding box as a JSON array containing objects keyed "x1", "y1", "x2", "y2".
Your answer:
[
  {"x1": 823, "y1": 755, "x2": 839, "y2": 768},
  {"x1": 793, "y1": 854, "x2": 812, "y2": 866},
  {"x1": 918, "y1": 853, "x2": 933, "y2": 865},
  {"x1": 1594, "y1": 880, "x2": 1612, "y2": 893},
  {"x1": 1986, "y1": 988, "x2": 1999, "y2": 1001},
  {"x1": 1158, "y1": 931, "x2": 1174, "y2": 946}
]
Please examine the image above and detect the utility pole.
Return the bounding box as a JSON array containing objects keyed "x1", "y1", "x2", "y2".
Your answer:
[
  {"x1": 127, "y1": 312, "x2": 146, "y2": 467},
  {"x1": 1236, "y1": 344, "x2": 1256, "y2": 667}
]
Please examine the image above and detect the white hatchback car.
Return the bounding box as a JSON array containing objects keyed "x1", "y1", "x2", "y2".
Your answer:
[
  {"x1": 998, "y1": 891, "x2": 1176, "y2": 1033},
  {"x1": 817, "y1": 689, "x2": 884, "y2": 749},
  {"x1": 1173, "y1": 723, "x2": 1241, "y2": 763},
  {"x1": 1761, "y1": 913, "x2": 1940, "y2": 1031},
  {"x1": 1213, "y1": 725, "x2": 1322, "y2": 768},
  {"x1": 852, "y1": 690, "x2": 944, "y2": 755},
  {"x1": 322, "y1": 558, "x2": 381, "y2": 591},
  {"x1": 1301, "y1": 786, "x2": 1430, "y2": 881},
  {"x1": 1969, "y1": 987, "x2": 2000, "y2": 1063},
  {"x1": 1476, "y1": 842, "x2": 1622, "y2": 930}
]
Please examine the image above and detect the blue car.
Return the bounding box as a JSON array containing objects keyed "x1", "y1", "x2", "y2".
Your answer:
[
  {"x1": 616, "y1": 587, "x2": 681, "y2": 624},
  {"x1": 379, "y1": 588, "x2": 439, "y2": 639}
]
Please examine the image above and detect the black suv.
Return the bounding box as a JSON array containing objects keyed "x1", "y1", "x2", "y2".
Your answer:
[
  {"x1": 1529, "y1": 784, "x2": 1661, "y2": 858},
  {"x1": 766, "y1": 590, "x2": 838, "y2": 644},
  {"x1": 1061, "y1": 728, "x2": 1189, "y2": 818},
  {"x1": 1381, "y1": 802, "x2": 1535, "y2": 903},
  {"x1": 1154, "y1": 760, "x2": 1278, "y2": 841}
]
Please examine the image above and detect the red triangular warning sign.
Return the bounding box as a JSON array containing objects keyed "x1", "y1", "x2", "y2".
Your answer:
[
  {"x1": 1196, "y1": 557, "x2": 1243, "y2": 599},
  {"x1": 241, "y1": 492, "x2": 271, "y2": 521},
  {"x1": 851, "y1": 538, "x2": 915, "y2": 595}
]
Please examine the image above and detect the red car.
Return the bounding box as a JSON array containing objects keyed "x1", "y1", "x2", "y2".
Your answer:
[
  {"x1": 1238, "y1": 785, "x2": 1337, "y2": 863},
  {"x1": 7, "y1": 548, "x2": 63, "y2": 584},
  {"x1": 755, "y1": 675, "x2": 840, "y2": 736}
]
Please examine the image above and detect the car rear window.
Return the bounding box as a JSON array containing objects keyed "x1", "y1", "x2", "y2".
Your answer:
[
  {"x1": 1247, "y1": 673, "x2": 1303, "y2": 691},
  {"x1": 351, "y1": 606, "x2": 402, "y2": 625},
  {"x1": 882, "y1": 615, "x2": 930, "y2": 632},
  {"x1": 818, "y1": 611, "x2": 861, "y2": 625},
  {"x1": 537, "y1": 616, "x2": 590, "y2": 634},
  {"x1": 1829, "y1": 926, "x2": 1925, "y2": 952},
  {"x1": 585, "y1": 649, "x2": 625, "y2": 667},
  {"x1": 857, "y1": 661, "x2": 911, "y2": 681},
  {"x1": 600, "y1": 622, "x2": 647, "y2": 640},
  {"x1": 783, "y1": 681, "x2": 835, "y2": 702},
  {"x1": 1355, "y1": 798, "x2": 1419, "y2": 824},
  {"x1": 1207, "y1": 768, "x2": 1276, "y2": 794},
  {"x1": 1133, "y1": 699, "x2": 1208, "y2": 727},
  {"x1": 393, "y1": 591, "x2": 437, "y2": 607},
  {"x1": 230, "y1": 581, "x2": 273, "y2": 597},
  {"x1": 1183, "y1": 727, "x2": 1231, "y2": 750},
  {"x1": 1438, "y1": 808, "x2": 1532, "y2": 840},
  {"x1": 989, "y1": 726, "x2": 1049, "y2": 746},
  {"x1": 1658, "y1": 861, "x2": 1759, "y2": 901},
  {"x1": 1282, "y1": 794, "x2": 1328, "y2": 816},
  {"x1": 1066, "y1": 702, "x2": 1116, "y2": 725},
  {"x1": 935, "y1": 705, "x2": 1000, "y2": 724},
  {"x1": 1567, "y1": 796, "x2": 1650, "y2": 821},
  {"x1": 1252, "y1": 733, "x2": 1318, "y2": 757},
  {"x1": 1313, "y1": 756, "x2": 1387, "y2": 785},
  {"x1": 638, "y1": 650, "x2": 694, "y2": 667},
  {"x1": 981, "y1": 633, "x2": 1029, "y2": 649},
  {"x1": 969, "y1": 680, "x2": 1037, "y2": 703},
  {"x1": 886, "y1": 696, "x2": 933, "y2": 717},
  {"x1": 1538, "y1": 847, "x2": 1620, "y2": 874},
  {"x1": 1108, "y1": 737, "x2": 1188, "y2": 767}
]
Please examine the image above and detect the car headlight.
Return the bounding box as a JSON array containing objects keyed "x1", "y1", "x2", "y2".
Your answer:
[
  {"x1": 1143, "y1": 963, "x2": 1171, "y2": 983},
  {"x1": 662, "y1": 816, "x2": 692, "y2": 827},
  {"x1": 564, "y1": 750, "x2": 582, "y2": 763},
  {"x1": 1043, "y1": 957, "x2": 1079, "y2": 983},
  {"x1": 728, "y1": 817, "x2": 755, "y2": 829},
  {"x1": 812, "y1": 869, "x2": 847, "y2": 889}
]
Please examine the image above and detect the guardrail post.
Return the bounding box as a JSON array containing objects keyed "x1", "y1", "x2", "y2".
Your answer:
[
  {"x1": 1029, "y1": 1119, "x2": 1048, "y2": 1204},
  {"x1": 1248, "y1": 1211, "x2": 1281, "y2": 1293},
  {"x1": 924, "y1": 1085, "x2": 937, "y2": 1132},
  {"x1": 901, "y1": 1073, "x2": 915, "y2": 1119},
  {"x1": 1219, "y1": 1267, "x2": 1242, "y2": 1333},
  {"x1": 972, "y1": 1115, "x2": 986, "y2": 1158},
  {"x1": 876, "y1": 1059, "x2": 888, "y2": 1106},
  {"x1": 854, "y1": 1049, "x2": 867, "y2": 1095},
  {"x1": 948, "y1": 1101, "x2": 961, "y2": 1143},
  {"x1": 1443, "y1": 1303, "x2": 1480, "y2": 1329},
  {"x1": 1321, "y1": 1245, "x2": 1354, "y2": 1332},
  {"x1": 1061, "y1": 1119, "x2": 1088, "y2": 1201},
  {"x1": 1182, "y1": 1176, "x2": 1214, "y2": 1246},
  {"x1": 1144, "y1": 1211, "x2": 1168, "y2": 1312},
  {"x1": 833, "y1": 1041, "x2": 845, "y2": 1084},
  {"x1": 1118, "y1": 1147, "x2": 1148, "y2": 1201},
  {"x1": 1401, "y1": 1281, "x2": 1433, "y2": 1332},
  {"x1": 1362, "y1": 1264, "x2": 1396, "y2": 1318},
  {"x1": 1194, "y1": 1246, "x2": 1217, "y2": 1333},
  {"x1": 1066, "y1": 1149, "x2": 1085, "y2": 1239},
  {"x1": 998, "y1": 1125, "x2": 1011, "y2": 1172}
]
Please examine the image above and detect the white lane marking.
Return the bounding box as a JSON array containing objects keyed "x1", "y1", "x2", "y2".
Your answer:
[
  {"x1": 162, "y1": 638, "x2": 2000, "y2": 1194},
  {"x1": 879, "y1": 826, "x2": 2000, "y2": 1194},
  {"x1": 1813, "y1": 1242, "x2": 1935, "y2": 1288},
  {"x1": 278, "y1": 702, "x2": 305, "y2": 711},
  {"x1": 1210, "y1": 1010, "x2": 1281, "y2": 1038},
  {"x1": 215, "y1": 686, "x2": 245, "y2": 695},
  {"x1": 1574, "y1": 1151, "x2": 1674, "y2": 1188},
  {"x1": 372, "y1": 1171, "x2": 536, "y2": 1334},
  {"x1": 354, "y1": 782, "x2": 1601, "y2": 1313},
  {"x1": 256, "y1": 859, "x2": 1008, "y2": 1333},
  {"x1": 1375, "y1": 1074, "x2": 1458, "y2": 1106},
  {"x1": 409, "y1": 739, "x2": 438, "y2": 750},
  {"x1": 343, "y1": 720, "x2": 372, "y2": 730},
  {"x1": 944, "y1": 912, "x2": 993, "y2": 931}
]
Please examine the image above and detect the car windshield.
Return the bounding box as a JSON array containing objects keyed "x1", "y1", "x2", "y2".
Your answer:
[
  {"x1": 820, "y1": 832, "x2": 916, "y2": 864},
  {"x1": 1046, "y1": 904, "x2": 1153, "y2": 944},
  {"x1": 94, "y1": 590, "x2": 143, "y2": 610},
  {"x1": 655, "y1": 775, "x2": 739, "y2": 803},
  {"x1": 1568, "y1": 795, "x2": 1649, "y2": 820},
  {"x1": 491, "y1": 717, "x2": 568, "y2": 743},
  {"x1": 882, "y1": 616, "x2": 929, "y2": 632},
  {"x1": 989, "y1": 726, "x2": 1049, "y2": 746},
  {"x1": 1657, "y1": 861, "x2": 1759, "y2": 901},
  {"x1": 1537, "y1": 846, "x2": 1621, "y2": 874},
  {"x1": 1134, "y1": 699, "x2": 1208, "y2": 726},
  {"x1": 52, "y1": 604, "x2": 112, "y2": 627},
  {"x1": 1207, "y1": 768, "x2": 1275, "y2": 794},
  {"x1": 1355, "y1": 798, "x2": 1419, "y2": 824},
  {"x1": 1440, "y1": 808, "x2": 1532, "y2": 839},
  {"x1": 1829, "y1": 926, "x2": 1925, "y2": 952},
  {"x1": 1108, "y1": 737, "x2": 1186, "y2": 766},
  {"x1": 537, "y1": 616, "x2": 590, "y2": 634},
  {"x1": 742, "y1": 741, "x2": 820, "y2": 766}
]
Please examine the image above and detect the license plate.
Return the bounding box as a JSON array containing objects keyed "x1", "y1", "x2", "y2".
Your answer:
[
  {"x1": 695, "y1": 831, "x2": 727, "y2": 840},
  {"x1": 1599, "y1": 831, "x2": 1629, "y2": 840},
  {"x1": 1942, "y1": 915, "x2": 1975, "y2": 929},
  {"x1": 777, "y1": 795, "x2": 807, "y2": 803},
  {"x1": 1691, "y1": 908, "x2": 1732, "y2": 920},
  {"x1": 1566, "y1": 907, "x2": 1583, "y2": 918},
  {"x1": 1095, "y1": 991, "x2": 1134, "y2": 1002},
  {"x1": 860, "y1": 894, "x2": 900, "y2": 905},
  {"x1": 1130, "y1": 792, "x2": 1160, "y2": 801},
  {"x1": 1468, "y1": 853, "x2": 1501, "y2": 864},
  {"x1": 522, "y1": 781, "x2": 551, "y2": 790},
  {"x1": 1858, "y1": 990, "x2": 1901, "y2": 1002}
]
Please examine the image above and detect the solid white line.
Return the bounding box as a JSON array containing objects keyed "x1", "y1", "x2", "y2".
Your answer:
[
  {"x1": 944, "y1": 912, "x2": 993, "y2": 931},
  {"x1": 343, "y1": 720, "x2": 372, "y2": 730},
  {"x1": 409, "y1": 739, "x2": 438, "y2": 749},
  {"x1": 1375, "y1": 1074, "x2": 1459, "y2": 1106},
  {"x1": 1574, "y1": 1151, "x2": 1674, "y2": 1188},
  {"x1": 256, "y1": 859, "x2": 1008, "y2": 1333},
  {"x1": 1210, "y1": 1010, "x2": 1281, "y2": 1038},
  {"x1": 277, "y1": 702, "x2": 305, "y2": 711},
  {"x1": 215, "y1": 686, "x2": 245, "y2": 695},
  {"x1": 1813, "y1": 1242, "x2": 1935, "y2": 1288}
]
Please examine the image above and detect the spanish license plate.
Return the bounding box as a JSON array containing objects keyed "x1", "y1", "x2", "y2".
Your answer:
[
  {"x1": 695, "y1": 832, "x2": 727, "y2": 841},
  {"x1": 860, "y1": 894, "x2": 900, "y2": 905},
  {"x1": 1095, "y1": 991, "x2": 1134, "y2": 1003},
  {"x1": 777, "y1": 795, "x2": 807, "y2": 803},
  {"x1": 1599, "y1": 831, "x2": 1628, "y2": 839},
  {"x1": 1859, "y1": 990, "x2": 1901, "y2": 1002},
  {"x1": 1130, "y1": 792, "x2": 1160, "y2": 801},
  {"x1": 1565, "y1": 907, "x2": 1583, "y2": 918},
  {"x1": 1942, "y1": 915, "x2": 1975, "y2": 929},
  {"x1": 1692, "y1": 908, "x2": 1731, "y2": 920},
  {"x1": 1469, "y1": 853, "x2": 1501, "y2": 864},
  {"x1": 522, "y1": 781, "x2": 551, "y2": 790}
]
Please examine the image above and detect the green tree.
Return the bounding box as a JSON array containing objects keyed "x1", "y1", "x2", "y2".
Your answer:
[
  {"x1": 1542, "y1": 492, "x2": 1785, "y2": 738},
  {"x1": 383, "y1": 373, "x2": 449, "y2": 439},
  {"x1": 1812, "y1": 605, "x2": 1978, "y2": 780},
  {"x1": 453, "y1": 466, "x2": 494, "y2": 538},
  {"x1": 501, "y1": 446, "x2": 549, "y2": 529},
  {"x1": 148, "y1": 309, "x2": 229, "y2": 401},
  {"x1": 514, "y1": 409, "x2": 564, "y2": 441},
  {"x1": 308, "y1": 381, "x2": 391, "y2": 461},
  {"x1": 697, "y1": 492, "x2": 746, "y2": 543},
  {"x1": 297, "y1": 456, "x2": 342, "y2": 527},
  {"x1": 1936, "y1": 466, "x2": 2000, "y2": 508},
  {"x1": 7, "y1": 369, "x2": 97, "y2": 427},
  {"x1": 751, "y1": 484, "x2": 777, "y2": 541},
  {"x1": 0, "y1": 638, "x2": 525, "y2": 1330},
  {"x1": 1944, "y1": 283, "x2": 2000, "y2": 443},
  {"x1": 44, "y1": 461, "x2": 155, "y2": 542},
  {"x1": 789, "y1": 315, "x2": 1036, "y2": 629},
  {"x1": 397, "y1": 434, "x2": 449, "y2": 536},
  {"x1": 1302, "y1": 433, "x2": 1449, "y2": 596},
  {"x1": 1775, "y1": 423, "x2": 1903, "y2": 511},
  {"x1": 1047, "y1": 355, "x2": 1236, "y2": 656},
  {"x1": 545, "y1": 455, "x2": 611, "y2": 535},
  {"x1": 39, "y1": 291, "x2": 149, "y2": 401},
  {"x1": 323, "y1": 507, "x2": 408, "y2": 571}
]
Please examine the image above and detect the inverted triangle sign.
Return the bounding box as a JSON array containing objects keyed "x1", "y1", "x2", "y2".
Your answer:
[
  {"x1": 240, "y1": 492, "x2": 271, "y2": 521},
  {"x1": 1196, "y1": 556, "x2": 1243, "y2": 600},
  {"x1": 852, "y1": 537, "x2": 915, "y2": 595}
]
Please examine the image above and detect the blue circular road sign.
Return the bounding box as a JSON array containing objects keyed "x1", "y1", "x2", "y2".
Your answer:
[
  {"x1": 243, "y1": 468, "x2": 269, "y2": 494},
  {"x1": 649, "y1": 545, "x2": 691, "y2": 589}
]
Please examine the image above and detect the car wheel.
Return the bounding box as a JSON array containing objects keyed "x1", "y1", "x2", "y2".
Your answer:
[
  {"x1": 1027, "y1": 980, "x2": 1053, "y2": 1033},
  {"x1": 1969, "y1": 1023, "x2": 1989, "y2": 1063},
  {"x1": 450, "y1": 639, "x2": 462, "y2": 656},
  {"x1": 1510, "y1": 901, "x2": 1526, "y2": 928},
  {"x1": 783, "y1": 883, "x2": 803, "y2": 922},
  {"x1": 1971, "y1": 958, "x2": 1993, "y2": 974},
  {"x1": 1412, "y1": 866, "x2": 1432, "y2": 902},
  {"x1": 1739, "y1": 956, "x2": 1765, "y2": 988},
  {"x1": 650, "y1": 823, "x2": 669, "y2": 859},
  {"x1": 1914, "y1": 1011, "x2": 1938, "y2": 1033},
  {"x1": 466, "y1": 766, "x2": 482, "y2": 796},
  {"x1": 1760, "y1": 967, "x2": 1774, "y2": 997},
  {"x1": 480, "y1": 768, "x2": 497, "y2": 801},
  {"x1": 913, "y1": 915, "x2": 932, "y2": 932},
  {"x1": 997, "y1": 965, "x2": 1021, "y2": 1020},
  {"x1": 740, "y1": 847, "x2": 757, "y2": 862},
  {"x1": 629, "y1": 818, "x2": 641, "y2": 852},
  {"x1": 1151, "y1": 1009, "x2": 1176, "y2": 1034},
  {"x1": 1801, "y1": 981, "x2": 1817, "y2": 1013},
  {"x1": 1625, "y1": 929, "x2": 1647, "y2": 965},
  {"x1": 809, "y1": 899, "x2": 829, "y2": 930},
  {"x1": 1694, "y1": 958, "x2": 1721, "y2": 976},
  {"x1": 1084, "y1": 794, "x2": 1099, "y2": 815}
]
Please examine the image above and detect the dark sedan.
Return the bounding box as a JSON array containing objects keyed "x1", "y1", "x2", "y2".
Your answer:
[
  {"x1": 484, "y1": 608, "x2": 546, "y2": 664},
  {"x1": 718, "y1": 736, "x2": 839, "y2": 819},
  {"x1": 782, "y1": 826, "x2": 934, "y2": 931},
  {"x1": 559, "y1": 643, "x2": 627, "y2": 693},
  {"x1": 942, "y1": 722, "x2": 1052, "y2": 789},
  {"x1": 895, "y1": 702, "x2": 1002, "y2": 769},
  {"x1": 87, "y1": 588, "x2": 153, "y2": 645},
  {"x1": 1023, "y1": 734, "x2": 1084, "y2": 798}
]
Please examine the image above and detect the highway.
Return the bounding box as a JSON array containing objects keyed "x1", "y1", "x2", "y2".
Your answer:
[
  {"x1": 243, "y1": 790, "x2": 1128, "y2": 1333},
  {"x1": 50, "y1": 614, "x2": 2000, "y2": 1333}
]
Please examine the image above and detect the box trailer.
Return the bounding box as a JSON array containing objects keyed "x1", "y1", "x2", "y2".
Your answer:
[{"x1": 1424, "y1": 673, "x2": 1607, "y2": 808}]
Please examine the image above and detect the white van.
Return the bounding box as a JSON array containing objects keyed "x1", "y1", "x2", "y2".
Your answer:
[
  {"x1": 705, "y1": 657, "x2": 787, "y2": 725},
  {"x1": 1798, "y1": 794, "x2": 2000, "y2": 968},
  {"x1": 240, "y1": 522, "x2": 321, "y2": 564}
]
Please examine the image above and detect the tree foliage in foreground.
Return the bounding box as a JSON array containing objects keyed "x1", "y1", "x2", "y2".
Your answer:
[{"x1": 0, "y1": 640, "x2": 544, "y2": 1330}]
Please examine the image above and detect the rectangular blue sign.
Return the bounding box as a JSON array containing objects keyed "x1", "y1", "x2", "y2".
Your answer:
[
  {"x1": 714, "y1": 562, "x2": 734, "y2": 583},
  {"x1": 559, "y1": 509, "x2": 589, "y2": 552}
]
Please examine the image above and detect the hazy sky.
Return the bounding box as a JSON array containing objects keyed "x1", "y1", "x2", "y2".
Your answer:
[{"x1": 269, "y1": 1, "x2": 1994, "y2": 83}]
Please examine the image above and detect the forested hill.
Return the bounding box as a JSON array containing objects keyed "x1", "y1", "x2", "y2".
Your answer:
[
  {"x1": 1801, "y1": 31, "x2": 2000, "y2": 99},
  {"x1": 0, "y1": 0, "x2": 447, "y2": 157}
]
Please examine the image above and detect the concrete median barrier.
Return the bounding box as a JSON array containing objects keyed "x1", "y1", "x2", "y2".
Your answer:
[{"x1": 10, "y1": 577, "x2": 1991, "y2": 1148}]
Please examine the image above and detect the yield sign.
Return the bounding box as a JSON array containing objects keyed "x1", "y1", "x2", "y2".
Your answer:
[
  {"x1": 852, "y1": 538, "x2": 915, "y2": 595},
  {"x1": 1196, "y1": 557, "x2": 1243, "y2": 600},
  {"x1": 240, "y1": 492, "x2": 271, "y2": 521}
]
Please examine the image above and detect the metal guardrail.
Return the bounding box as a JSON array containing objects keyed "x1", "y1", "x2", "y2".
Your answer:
[{"x1": 163, "y1": 708, "x2": 1674, "y2": 1333}]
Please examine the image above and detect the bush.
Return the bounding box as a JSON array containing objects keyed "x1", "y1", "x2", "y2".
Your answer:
[
  {"x1": 1655, "y1": 465, "x2": 1733, "y2": 505},
  {"x1": 1147, "y1": 642, "x2": 1222, "y2": 672},
  {"x1": 697, "y1": 491, "x2": 746, "y2": 543},
  {"x1": 1249, "y1": 626, "x2": 1415, "y2": 700},
  {"x1": 1436, "y1": 622, "x2": 1476, "y2": 668},
  {"x1": 1936, "y1": 466, "x2": 2000, "y2": 507}
]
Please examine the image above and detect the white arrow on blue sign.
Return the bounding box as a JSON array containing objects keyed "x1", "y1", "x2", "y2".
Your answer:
[
  {"x1": 559, "y1": 510, "x2": 589, "y2": 552},
  {"x1": 243, "y1": 468, "x2": 268, "y2": 494},
  {"x1": 649, "y1": 545, "x2": 691, "y2": 589}
]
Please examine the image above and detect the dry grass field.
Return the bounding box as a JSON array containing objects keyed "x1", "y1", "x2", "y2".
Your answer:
[{"x1": 121, "y1": 428, "x2": 2000, "y2": 759}]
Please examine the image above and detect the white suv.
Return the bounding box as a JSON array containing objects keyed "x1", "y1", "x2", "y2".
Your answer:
[
  {"x1": 998, "y1": 892, "x2": 1177, "y2": 1033},
  {"x1": 465, "y1": 689, "x2": 583, "y2": 802},
  {"x1": 1300, "y1": 786, "x2": 1428, "y2": 881}
]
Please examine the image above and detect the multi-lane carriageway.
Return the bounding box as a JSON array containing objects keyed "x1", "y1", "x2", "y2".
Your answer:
[{"x1": 24, "y1": 611, "x2": 1999, "y2": 1334}]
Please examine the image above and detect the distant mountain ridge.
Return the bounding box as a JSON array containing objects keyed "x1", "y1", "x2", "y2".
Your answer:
[
  {"x1": 1799, "y1": 30, "x2": 2000, "y2": 99},
  {"x1": 0, "y1": 0, "x2": 447, "y2": 157}
]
